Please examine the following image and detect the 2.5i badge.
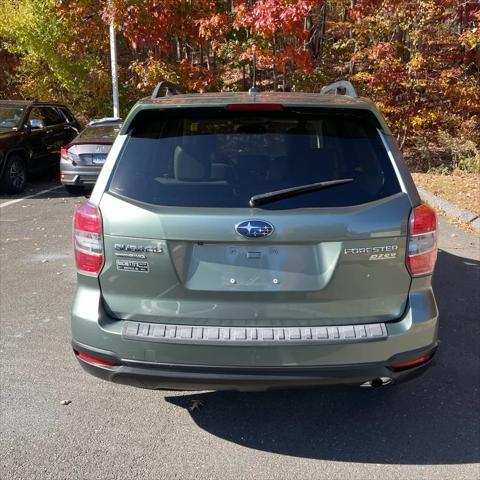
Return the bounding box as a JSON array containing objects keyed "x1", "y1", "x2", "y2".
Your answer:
[{"x1": 116, "y1": 259, "x2": 149, "y2": 273}]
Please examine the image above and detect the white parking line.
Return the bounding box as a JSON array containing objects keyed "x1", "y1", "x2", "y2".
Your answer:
[{"x1": 0, "y1": 185, "x2": 63, "y2": 209}]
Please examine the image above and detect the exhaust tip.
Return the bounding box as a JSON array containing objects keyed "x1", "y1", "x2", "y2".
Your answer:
[{"x1": 360, "y1": 377, "x2": 392, "y2": 388}]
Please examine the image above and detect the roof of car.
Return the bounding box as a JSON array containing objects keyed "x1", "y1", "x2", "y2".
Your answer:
[
  {"x1": 122, "y1": 91, "x2": 391, "y2": 134},
  {"x1": 87, "y1": 117, "x2": 123, "y2": 126},
  {"x1": 138, "y1": 91, "x2": 374, "y2": 108},
  {"x1": 0, "y1": 99, "x2": 67, "y2": 107}
]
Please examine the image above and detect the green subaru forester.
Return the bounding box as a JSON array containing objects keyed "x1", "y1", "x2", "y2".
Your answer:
[{"x1": 71, "y1": 81, "x2": 438, "y2": 391}]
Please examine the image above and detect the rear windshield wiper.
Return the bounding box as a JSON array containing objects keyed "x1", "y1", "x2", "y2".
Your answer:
[{"x1": 249, "y1": 178, "x2": 354, "y2": 207}]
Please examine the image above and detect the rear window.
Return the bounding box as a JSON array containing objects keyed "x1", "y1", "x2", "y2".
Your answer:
[
  {"x1": 40, "y1": 106, "x2": 65, "y2": 126},
  {"x1": 78, "y1": 124, "x2": 121, "y2": 142},
  {"x1": 58, "y1": 107, "x2": 76, "y2": 123},
  {"x1": 108, "y1": 108, "x2": 401, "y2": 209}
]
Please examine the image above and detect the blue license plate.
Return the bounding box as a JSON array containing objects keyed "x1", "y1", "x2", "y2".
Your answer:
[{"x1": 92, "y1": 154, "x2": 107, "y2": 165}]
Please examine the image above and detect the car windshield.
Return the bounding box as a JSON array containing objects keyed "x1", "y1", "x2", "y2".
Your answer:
[
  {"x1": 109, "y1": 108, "x2": 401, "y2": 209},
  {"x1": 0, "y1": 106, "x2": 25, "y2": 130},
  {"x1": 77, "y1": 124, "x2": 121, "y2": 141}
]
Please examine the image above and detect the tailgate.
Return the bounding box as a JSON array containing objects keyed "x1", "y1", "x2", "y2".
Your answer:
[{"x1": 98, "y1": 192, "x2": 412, "y2": 327}]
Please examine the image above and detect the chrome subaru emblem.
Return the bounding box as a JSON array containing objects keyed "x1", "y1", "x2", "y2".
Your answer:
[{"x1": 235, "y1": 220, "x2": 274, "y2": 239}]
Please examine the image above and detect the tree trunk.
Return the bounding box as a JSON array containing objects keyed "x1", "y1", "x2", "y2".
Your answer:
[{"x1": 175, "y1": 36, "x2": 181, "y2": 63}]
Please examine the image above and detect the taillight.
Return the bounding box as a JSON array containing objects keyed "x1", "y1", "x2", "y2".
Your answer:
[
  {"x1": 77, "y1": 351, "x2": 115, "y2": 367},
  {"x1": 60, "y1": 145, "x2": 71, "y2": 160},
  {"x1": 390, "y1": 353, "x2": 432, "y2": 371},
  {"x1": 406, "y1": 204, "x2": 438, "y2": 277},
  {"x1": 73, "y1": 202, "x2": 104, "y2": 276}
]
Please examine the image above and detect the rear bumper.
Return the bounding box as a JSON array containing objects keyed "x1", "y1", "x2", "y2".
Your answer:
[
  {"x1": 71, "y1": 278, "x2": 439, "y2": 391},
  {"x1": 72, "y1": 340, "x2": 437, "y2": 391},
  {"x1": 60, "y1": 164, "x2": 101, "y2": 185}
]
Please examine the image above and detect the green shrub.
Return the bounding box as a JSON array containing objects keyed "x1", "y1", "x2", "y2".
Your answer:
[{"x1": 437, "y1": 131, "x2": 480, "y2": 173}]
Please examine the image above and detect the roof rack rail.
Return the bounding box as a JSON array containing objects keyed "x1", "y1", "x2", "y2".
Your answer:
[
  {"x1": 320, "y1": 80, "x2": 358, "y2": 98},
  {"x1": 151, "y1": 81, "x2": 185, "y2": 99}
]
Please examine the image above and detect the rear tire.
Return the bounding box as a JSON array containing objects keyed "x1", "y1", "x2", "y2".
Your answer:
[
  {"x1": 64, "y1": 185, "x2": 85, "y2": 195},
  {"x1": 0, "y1": 155, "x2": 27, "y2": 194}
]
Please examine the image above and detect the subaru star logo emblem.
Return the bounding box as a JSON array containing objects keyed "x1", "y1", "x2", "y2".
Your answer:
[{"x1": 235, "y1": 220, "x2": 274, "y2": 239}]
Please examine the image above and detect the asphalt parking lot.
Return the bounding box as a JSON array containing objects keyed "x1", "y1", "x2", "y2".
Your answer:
[{"x1": 1, "y1": 175, "x2": 479, "y2": 480}]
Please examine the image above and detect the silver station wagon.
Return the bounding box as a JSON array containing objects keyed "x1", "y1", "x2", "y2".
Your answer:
[{"x1": 71, "y1": 81, "x2": 438, "y2": 391}]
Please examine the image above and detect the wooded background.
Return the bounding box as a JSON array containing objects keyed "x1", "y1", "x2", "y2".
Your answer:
[{"x1": 0, "y1": 0, "x2": 479, "y2": 172}]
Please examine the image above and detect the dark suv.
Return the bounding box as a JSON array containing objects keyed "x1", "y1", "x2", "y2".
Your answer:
[{"x1": 0, "y1": 100, "x2": 80, "y2": 193}]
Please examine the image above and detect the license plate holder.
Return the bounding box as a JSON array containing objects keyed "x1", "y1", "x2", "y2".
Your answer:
[{"x1": 185, "y1": 243, "x2": 324, "y2": 291}]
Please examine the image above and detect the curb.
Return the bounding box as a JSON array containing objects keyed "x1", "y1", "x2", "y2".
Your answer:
[{"x1": 417, "y1": 187, "x2": 480, "y2": 233}]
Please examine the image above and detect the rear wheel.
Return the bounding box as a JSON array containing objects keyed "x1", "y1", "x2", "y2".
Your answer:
[
  {"x1": 0, "y1": 155, "x2": 27, "y2": 194},
  {"x1": 64, "y1": 185, "x2": 85, "y2": 195}
]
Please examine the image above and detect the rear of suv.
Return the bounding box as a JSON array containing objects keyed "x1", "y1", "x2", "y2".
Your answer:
[{"x1": 71, "y1": 81, "x2": 438, "y2": 391}]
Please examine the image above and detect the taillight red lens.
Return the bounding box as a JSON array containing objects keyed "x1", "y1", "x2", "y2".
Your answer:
[
  {"x1": 73, "y1": 203, "x2": 104, "y2": 276},
  {"x1": 409, "y1": 204, "x2": 437, "y2": 235},
  {"x1": 225, "y1": 103, "x2": 284, "y2": 111},
  {"x1": 390, "y1": 353, "x2": 432, "y2": 371},
  {"x1": 406, "y1": 249, "x2": 437, "y2": 276},
  {"x1": 60, "y1": 144, "x2": 72, "y2": 160},
  {"x1": 78, "y1": 351, "x2": 115, "y2": 367},
  {"x1": 406, "y1": 204, "x2": 438, "y2": 277}
]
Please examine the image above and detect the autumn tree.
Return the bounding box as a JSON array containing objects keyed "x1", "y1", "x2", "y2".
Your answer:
[
  {"x1": 1, "y1": 0, "x2": 478, "y2": 171},
  {"x1": 0, "y1": 0, "x2": 111, "y2": 118},
  {"x1": 343, "y1": 0, "x2": 480, "y2": 170}
]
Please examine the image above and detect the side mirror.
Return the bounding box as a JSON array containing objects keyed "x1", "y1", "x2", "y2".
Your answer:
[{"x1": 29, "y1": 119, "x2": 44, "y2": 130}]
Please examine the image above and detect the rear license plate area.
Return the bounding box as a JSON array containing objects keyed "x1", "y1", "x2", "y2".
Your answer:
[
  {"x1": 92, "y1": 154, "x2": 107, "y2": 165},
  {"x1": 185, "y1": 243, "x2": 325, "y2": 291}
]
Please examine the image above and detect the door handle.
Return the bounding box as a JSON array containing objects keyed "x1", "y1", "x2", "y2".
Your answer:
[{"x1": 46, "y1": 129, "x2": 54, "y2": 134}]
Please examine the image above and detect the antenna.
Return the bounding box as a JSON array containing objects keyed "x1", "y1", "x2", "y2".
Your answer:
[{"x1": 248, "y1": 52, "x2": 260, "y2": 95}]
